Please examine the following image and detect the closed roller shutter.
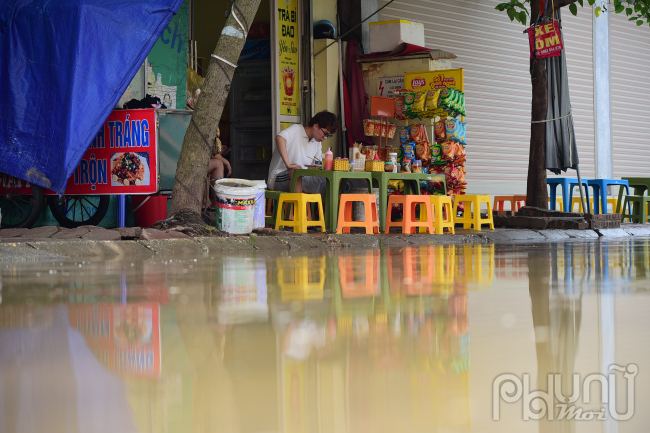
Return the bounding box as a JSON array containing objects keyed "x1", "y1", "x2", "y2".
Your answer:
[
  {"x1": 610, "y1": 13, "x2": 650, "y2": 179},
  {"x1": 380, "y1": 0, "x2": 595, "y2": 195}
]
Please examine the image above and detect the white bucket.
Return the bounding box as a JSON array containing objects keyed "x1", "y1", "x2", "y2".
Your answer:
[
  {"x1": 251, "y1": 180, "x2": 267, "y2": 229},
  {"x1": 213, "y1": 179, "x2": 258, "y2": 234}
]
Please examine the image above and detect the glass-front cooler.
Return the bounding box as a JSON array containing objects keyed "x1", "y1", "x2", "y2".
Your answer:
[
  {"x1": 229, "y1": 60, "x2": 273, "y2": 180},
  {"x1": 231, "y1": 123, "x2": 273, "y2": 180}
]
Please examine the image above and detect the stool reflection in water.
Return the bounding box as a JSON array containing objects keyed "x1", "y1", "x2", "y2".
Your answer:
[{"x1": 277, "y1": 256, "x2": 326, "y2": 301}]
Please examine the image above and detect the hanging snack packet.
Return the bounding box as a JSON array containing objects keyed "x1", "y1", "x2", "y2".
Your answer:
[
  {"x1": 416, "y1": 141, "x2": 431, "y2": 164},
  {"x1": 445, "y1": 119, "x2": 461, "y2": 142},
  {"x1": 458, "y1": 121, "x2": 467, "y2": 146},
  {"x1": 413, "y1": 91, "x2": 427, "y2": 113},
  {"x1": 441, "y1": 141, "x2": 456, "y2": 161},
  {"x1": 438, "y1": 88, "x2": 454, "y2": 106},
  {"x1": 363, "y1": 119, "x2": 374, "y2": 136},
  {"x1": 409, "y1": 123, "x2": 426, "y2": 142},
  {"x1": 430, "y1": 142, "x2": 442, "y2": 163},
  {"x1": 434, "y1": 120, "x2": 446, "y2": 142},
  {"x1": 387, "y1": 123, "x2": 397, "y2": 139},
  {"x1": 394, "y1": 96, "x2": 406, "y2": 120},
  {"x1": 403, "y1": 92, "x2": 415, "y2": 113},
  {"x1": 399, "y1": 125, "x2": 411, "y2": 145},
  {"x1": 425, "y1": 89, "x2": 441, "y2": 111},
  {"x1": 403, "y1": 142, "x2": 416, "y2": 161}
]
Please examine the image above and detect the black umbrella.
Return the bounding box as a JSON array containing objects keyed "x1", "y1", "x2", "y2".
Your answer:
[{"x1": 544, "y1": 12, "x2": 587, "y2": 213}]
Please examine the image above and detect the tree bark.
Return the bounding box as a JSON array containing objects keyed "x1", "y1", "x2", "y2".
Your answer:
[{"x1": 170, "y1": 0, "x2": 262, "y2": 216}]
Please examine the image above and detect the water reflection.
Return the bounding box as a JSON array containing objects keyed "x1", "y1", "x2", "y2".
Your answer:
[{"x1": 2, "y1": 238, "x2": 650, "y2": 432}]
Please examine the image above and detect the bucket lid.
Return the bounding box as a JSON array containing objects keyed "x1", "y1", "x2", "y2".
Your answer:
[
  {"x1": 213, "y1": 178, "x2": 259, "y2": 196},
  {"x1": 251, "y1": 180, "x2": 268, "y2": 189}
]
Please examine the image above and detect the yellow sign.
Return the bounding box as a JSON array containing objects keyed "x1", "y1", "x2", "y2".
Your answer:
[
  {"x1": 278, "y1": 0, "x2": 300, "y2": 116},
  {"x1": 280, "y1": 122, "x2": 296, "y2": 131},
  {"x1": 404, "y1": 68, "x2": 464, "y2": 92}
]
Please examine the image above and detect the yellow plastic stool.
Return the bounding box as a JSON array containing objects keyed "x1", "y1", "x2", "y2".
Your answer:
[
  {"x1": 548, "y1": 197, "x2": 564, "y2": 211},
  {"x1": 453, "y1": 194, "x2": 494, "y2": 231},
  {"x1": 430, "y1": 195, "x2": 455, "y2": 234},
  {"x1": 571, "y1": 197, "x2": 594, "y2": 213},
  {"x1": 275, "y1": 193, "x2": 326, "y2": 233}
]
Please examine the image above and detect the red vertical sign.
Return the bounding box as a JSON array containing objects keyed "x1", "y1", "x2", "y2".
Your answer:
[{"x1": 528, "y1": 21, "x2": 564, "y2": 59}]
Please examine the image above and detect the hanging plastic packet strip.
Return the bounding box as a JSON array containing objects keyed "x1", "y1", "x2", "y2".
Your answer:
[
  {"x1": 425, "y1": 89, "x2": 441, "y2": 111},
  {"x1": 394, "y1": 96, "x2": 406, "y2": 120},
  {"x1": 399, "y1": 125, "x2": 411, "y2": 145},
  {"x1": 413, "y1": 91, "x2": 427, "y2": 113}
]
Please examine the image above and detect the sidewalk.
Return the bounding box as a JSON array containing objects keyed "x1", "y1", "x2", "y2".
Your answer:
[{"x1": 2, "y1": 223, "x2": 650, "y2": 262}]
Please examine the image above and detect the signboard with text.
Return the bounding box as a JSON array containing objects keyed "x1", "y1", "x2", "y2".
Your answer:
[
  {"x1": 404, "y1": 68, "x2": 464, "y2": 92},
  {"x1": 278, "y1": 0, "x2": 300, "y2": 116},
  {"x1": 377, "y1": 76, "x2": 405, "y2": 98},
  {"x1": 64, "y1": 109, "x2": 158, "y2": 195},
  {"x1": 528, "y1": 21, "x2": 564, "y2": 59}
]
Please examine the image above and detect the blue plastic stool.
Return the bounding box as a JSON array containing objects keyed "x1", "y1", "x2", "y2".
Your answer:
[
  {"x1": 586, "y1": 179, "x2": 630, "y2": 214},
  {"x1": 547, "y1": 177, "x2": 590, "y2": 213}
]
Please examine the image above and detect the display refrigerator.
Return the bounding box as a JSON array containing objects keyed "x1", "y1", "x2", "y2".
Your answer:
[{"x1": 229, "y1": 60, "x2": 273, "y2": 180}]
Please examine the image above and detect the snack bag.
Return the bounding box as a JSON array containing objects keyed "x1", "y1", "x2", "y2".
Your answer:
[
  {"x1": 438, "y1": 88, "x2": 454, "y2": 106},
  {"x1": 425, "y1": 89, "x2": 441, "y2": 110},
  {"x1": 399, "y1": 126, "x2": 411, "y2": 145},
  {"x1": 372, "y1": 120, "x2": 381, "y2": 137},
  {"x1": 394, "y1": 96, "x2": 406, "y2": 120},
  {"x1": 430, "y1": 142, "x2": 442, "y2": 162},
  {"x1": 458, "y1": 121, "x2": 467, "y2": 146},
  {"x1": 363, "y1": 119, "x2": 374, "y2": 136},
  {"x1": 403, "y1": 92, "x2": 415, "y2": 113},
  {"x1": 441, "y1": 141, "x2": 456, "y2": 161},
  {"x1": 445, "y1": 119, "x2": 461, "y2": 142},
  {"x1": 409, "y1": 123, "x2": 426, "y2": 142},
  {"x1": 403, "y1": 142, "x2": 416, "y2": 161},
  {"x1": 434, "y1": 120, "x2": 446, "y2": 142},
  {"x1": 413, "y1": 91, "x2": 427, "y2": 113},
  {"x1": 416, "y1": 141, "x2": 431, "y2": 164}
]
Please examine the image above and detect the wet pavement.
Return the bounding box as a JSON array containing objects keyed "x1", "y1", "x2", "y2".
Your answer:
[{"x1": 1, "y1": 239, "x2": 650, "y2": 432}]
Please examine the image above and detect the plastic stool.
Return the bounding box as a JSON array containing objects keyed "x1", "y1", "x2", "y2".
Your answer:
[
  {"x1": 513, "y1": 195, "x2": 527, "y2": 209},
  {"x1": 430, "y1": 195, "x2": 455, "y2": 234},
  {"x1": 275, "y1": 193, "x2": 326, "y2": 233},
  {"x1": 493, "y1": 195, "x2": 516, "y2": 211},
  {"x1": 548, "y1": 197, "x2": 564, "y2": 211},
  {"x1": 621, "y1": 195, "x2": 650, "y2": 223},
  {"x1": 336, "y1": 194, "x2": 379, "y2": 234},
  {"x1": 385, "y1": 195, "x2": 435, "y2": 234},
  {"x1": 265, "y1": 191, "x2": 281, "y2": 228},
  {"x1": 454, "y1": 194, "x2": 494, "y2": 231},
  {"x1": 571, "y1": 197, "x2": 594, "y2": 213}
]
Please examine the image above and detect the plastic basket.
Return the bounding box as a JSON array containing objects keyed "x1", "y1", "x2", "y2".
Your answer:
[
  {"x1": 365, "y1": 161, "x2": 384, "y2": 172},
  {"x1": 334, "y1": 159, "x2": 350, "y2": 171}
]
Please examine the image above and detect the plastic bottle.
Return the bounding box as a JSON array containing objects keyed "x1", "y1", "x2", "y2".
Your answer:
[
  {"x1": 349, "y1": 160, "x2": 356, "y2": 172},
  {"x1": 324, "y1": 148, "x2": 333, "y2": 171}
]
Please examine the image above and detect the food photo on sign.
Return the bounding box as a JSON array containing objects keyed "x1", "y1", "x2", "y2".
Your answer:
[{"x1": 110, "y1": 152, "x2": 150, "y2": 186}]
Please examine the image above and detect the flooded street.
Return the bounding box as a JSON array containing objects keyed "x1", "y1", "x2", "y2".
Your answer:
[{"x1": 1, "y1": 239, "x2": 650, "y2": 432}]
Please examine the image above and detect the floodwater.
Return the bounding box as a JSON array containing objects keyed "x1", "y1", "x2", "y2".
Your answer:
[{"x1": 1, "y1": 239, "x2": 650, "y2": 433}]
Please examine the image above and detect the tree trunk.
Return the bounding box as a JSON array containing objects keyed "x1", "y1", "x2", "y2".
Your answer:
[
  {"x1": 527, "y1": 0, "x2": 579, "y2": 209},
  {"x1": 527, "y1": 0, "x2": 549, "y2": 209},
  {"x1": 170, "y1": 0, "x2": 262, "y2": 216}
]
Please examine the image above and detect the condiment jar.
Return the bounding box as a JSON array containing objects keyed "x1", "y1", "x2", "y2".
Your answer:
[{"x1": 412, "y1": 160, "x2": 423, "y2": 173}]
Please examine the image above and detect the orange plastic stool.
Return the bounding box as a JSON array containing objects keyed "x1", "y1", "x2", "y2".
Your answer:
[
  {"x1": 493, "y1": 195, "x2": 527, "y2": 211},
  {"x1": 385, "y1": 195, "x2": 435, "y2": 234},
  {"x1": 336, "y1": 194, "x2": 380, "y2": 234}
]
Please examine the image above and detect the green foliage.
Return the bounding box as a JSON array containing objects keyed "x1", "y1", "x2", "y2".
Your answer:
[{"x1": 494, "y1": 0, "x2": 650, "y2": 27}]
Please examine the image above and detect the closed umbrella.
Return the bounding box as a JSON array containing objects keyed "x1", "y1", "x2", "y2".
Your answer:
[{"x1": 544, "y1": 12, "x2": 587, "y2": 212}]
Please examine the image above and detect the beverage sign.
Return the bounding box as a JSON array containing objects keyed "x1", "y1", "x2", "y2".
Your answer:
[
  {"x1": 404, "y1": 69, "x2": 464, "y2": 92},
  {"x1": 377, "y1": 76, "x2": 404, "y2": 98},
  {"x1": 528, "y1": 21, "x2": 564, "y2": 59},
  {"x1": 278, "y1": 0, "x2": 300, "y2": 116},
  {"x1": 64, "y1": 109, "x2": 158, "y2": 195}
]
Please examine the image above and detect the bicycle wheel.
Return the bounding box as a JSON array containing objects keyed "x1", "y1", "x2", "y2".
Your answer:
[
  {"x1": 0, "y1": 181, "x2": 44, "y2": 228},
  {"x1": 48, "y1": 195, "x2": 110, "y2": 228}
]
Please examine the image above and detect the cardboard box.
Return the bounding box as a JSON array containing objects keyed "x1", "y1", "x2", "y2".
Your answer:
[{"x1": 369, "y1": 20, "x2": 425, "y2": 53}]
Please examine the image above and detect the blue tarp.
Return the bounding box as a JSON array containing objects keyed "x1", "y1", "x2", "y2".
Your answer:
[{"x1": 0, "y1": 0, "x2": 184, "y2": 194}]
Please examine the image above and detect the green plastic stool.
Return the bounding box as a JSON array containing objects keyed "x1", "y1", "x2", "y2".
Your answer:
[
  {"x1": 265, "y1": 191, "x2": 282, "y2": 228},
  {"x1": 621, "y1": 195, "x2": 650, "y2": 223}
]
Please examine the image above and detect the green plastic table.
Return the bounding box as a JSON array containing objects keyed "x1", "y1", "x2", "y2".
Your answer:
[
  {"x1": 370, "y1": 172, "x2": 447, "y2": 232},
  {"x1": 290, "y1": 169, "x2": 373, "y2": 232},
  {"x1": 620, "y1": 178, "x2": 650, "y2": 222}
]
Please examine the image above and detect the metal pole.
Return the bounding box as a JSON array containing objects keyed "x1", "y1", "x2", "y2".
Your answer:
[
  {"x1": 117, "y1": 195, "x2": 126, "y2": 228},
  {"x1": 337, "y1": 14, "x2": 347, "y2": 158},
  {"x1": 575, "y1": 165, "x2": 587, "y2": 214}
]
